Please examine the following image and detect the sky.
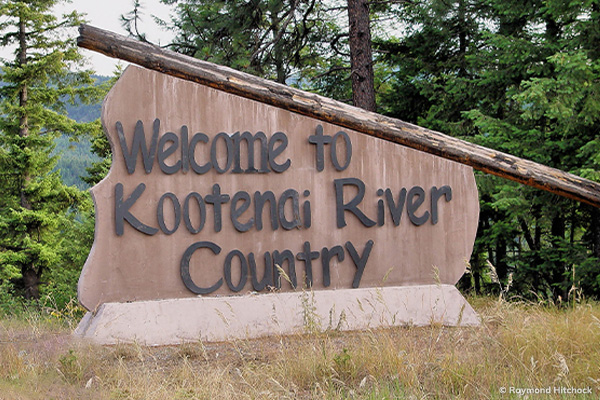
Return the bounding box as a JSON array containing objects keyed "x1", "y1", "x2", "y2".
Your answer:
[
  {"x1": 59, "y1": 0, "x2": 175, "y2": 75},
  {"x1": 1, "y1": 0, "x2": 175, "y2": 76}
]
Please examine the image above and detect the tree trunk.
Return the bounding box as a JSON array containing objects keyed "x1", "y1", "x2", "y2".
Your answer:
[
  {"x1": 588, "y1": 2, "x2": 600, "y2": 60},
  {"x1": 18, "y1": 16, "x2": 31, "y2": 210},
  {"x1": 271, "y1": 2, "x2": 286, "y2": 84},
  {"x1": 18, "y1": 18, "x2": 28, "y2": 138},
  {"x1": 473, "y1": 270, "x2": 481, "y2": 294},
  {"x1": 591, "y1": 207, "x2": 600, "y2": 260},
  {"x1": 551, "y1": 213, "x2": 567, "y2": 299},
  {"x1": 77, "y1": 24, "x2": 600, "y2": 208},
  {"x1": 347, "y1": 0, "x2": 376, "y2": 111},
  {"x1": 495, "y1": 236, "x2": 508, "y2": 281},
  {"x1": 18, "y1": 14, "x2": 39, "y2": 300},
  {"x1": 457, "y1": 0, "x2": 468, "y2": 77},
  {"x1": 23, "y1": 268, "x2": 40, "y2": 300}
]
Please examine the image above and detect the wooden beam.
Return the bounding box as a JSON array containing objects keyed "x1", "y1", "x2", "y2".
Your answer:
[{"x1": 77, "y1": 24, "x2": 600, "y2": 208}]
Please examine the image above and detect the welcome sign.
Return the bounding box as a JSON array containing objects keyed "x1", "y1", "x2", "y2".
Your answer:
[{"x1": 77, "y1": 66, "x2": 480, "y2": 342}]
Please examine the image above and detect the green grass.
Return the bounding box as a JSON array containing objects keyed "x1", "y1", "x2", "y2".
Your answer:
[{"x1": 1, "y1": 297, "x2": 599, "y2": 399}]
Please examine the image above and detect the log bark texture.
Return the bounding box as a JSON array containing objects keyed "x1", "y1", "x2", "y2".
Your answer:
[{"x1": 77, "y1": 24, "x2": 600, "y2": 208}]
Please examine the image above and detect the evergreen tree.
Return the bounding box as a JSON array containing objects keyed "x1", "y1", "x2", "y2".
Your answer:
[
  {"x1": 0, "y1": 0, "x2": 101, "y2": 301},
  {"x1": 81, "y1": 70, "x2": 120, "y2": 187},
  {"x1": 158, "y1": 0, "x2": 337, "y2": 84},
  {"x1": 154, "y1": 0, "x2": 389, "y2": 110},
  {"x1": 376, "y1": 0, "x2": 484, "y2": 136},
  {"x1": 378, "y1": 0, "x2": 600, "y2": 300}
]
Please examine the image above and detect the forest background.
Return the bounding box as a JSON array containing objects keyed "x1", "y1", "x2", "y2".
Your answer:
[{"x1": 1, "y1": 0, "x2": 600, "y2": 314}]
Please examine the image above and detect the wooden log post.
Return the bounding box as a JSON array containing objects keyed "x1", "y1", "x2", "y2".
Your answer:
[{"x1": 77, "y1": 24, "x2": 600, "y2": 208}]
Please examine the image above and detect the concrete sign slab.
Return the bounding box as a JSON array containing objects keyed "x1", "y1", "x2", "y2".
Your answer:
[
  {"x1": 75, "y1": 285, "x2": 479, "y2": 346},
  {"x1": 77, "y1": 66, "x2": 480, "y2": 342}
]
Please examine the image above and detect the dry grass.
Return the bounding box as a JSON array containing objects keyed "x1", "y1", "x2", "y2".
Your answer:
[{"x1": 1, "y1": 297, "x2": 599, "y2": 399}]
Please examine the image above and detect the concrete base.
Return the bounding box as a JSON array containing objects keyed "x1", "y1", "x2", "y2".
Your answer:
[{"x1": 74, "y1": 285, "x2": 480, "y2": 345}]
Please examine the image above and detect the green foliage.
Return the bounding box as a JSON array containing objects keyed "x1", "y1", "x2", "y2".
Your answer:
[
  {"x1": 379, "y1": 0, "x2": 600, "y2": 300},
  {"x1": 156, "y1": 0, "x2": 393, "y2": 107},
  {"x1": 57, "y1": 349, "x2": 84, "y2": 383},
  {"x1": 51, "y1": 74, "x2": 109, "y2": 188},
  {"x1": 52, "y1": 134, "x2": 100, "y2": 189},
  {"x1": 376, "y1": 0, "x2": 485, "y2": 135},
  {"x1": 2, "y1": 299, "x2": 600, "y2": 398},
  {"x1": 38, "y1": 197, "x2": 95, "y2": 309},
  {"x1": 1, "y1": 0, "x2": 597, "y2": 311},
  {"x1": 81, "y1": 70, "x2": 120, "y2": 187},
  {"x1": 159, "y1": 0, "x2": 339, "y2": 84},
  {"x1": 0, "y1": 0, "x2": 104, "y2": 305}
]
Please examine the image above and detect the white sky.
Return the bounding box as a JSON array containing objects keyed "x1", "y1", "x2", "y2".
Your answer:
[
  {"x1": 1, "y1": 0, "x2": 175, "y2": 76},
  {"x1": 59, "y1": 0, "x2": 175, "y2": 75}
]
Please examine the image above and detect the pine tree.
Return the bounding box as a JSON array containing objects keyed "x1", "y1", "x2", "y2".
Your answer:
[
  {"x1": 155, "y1": 0, "x2": 390, "y2": 109},
  {"x1": 158, "y1": 0, "x2": 336, "y2": 84},
  {"x1": 378, "y1": 0, "x2": 600, "y2": 299},
  {"x1": 0, "y1": 0, "x2": 101, "y2": 301}
]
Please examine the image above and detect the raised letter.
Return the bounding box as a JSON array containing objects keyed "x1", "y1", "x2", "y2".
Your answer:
[
  {"x1": 211, "y1": 132, "x2": 234, "y2": 173},
  {"x1": 377, "y1": 189, "x2": 384, "y2": 226},
  {"x1": 346, "y1": 240, "x2": 374, "y2": 288},
  {"x1": 180, "y1": 241, "x2": 223, "y2": 294},
  {"x1": 385, "y1": 188, "x2": 407, "y2": 226},
  {"x1": 296, "y1": 242, "x2": 319, "y2": 288},
  {"x1": 205, "y1": 184, "x2": 230, "y2": 232},
  {"x1": 268, "y1": 132, "x2": 291, "y2": 173},
  {"x1": 278, "y1": 189, "x2": 300, "y2": 230},
  {"x1": 232, "y1": 131, "x2": 269, "y2": 173},
  {"x1": 157, "y1": 192, "x2": 181, "y2": 235},
  {"x1": 204, "y1": 183, "x2": 229, "y2": 232},
  {"x1": 115, "y1": 183, "x2": 158, "y2": 236},
  {"x1": 249, "y1": 252, "x2": 274, "y2": 291},
  {"x1": 254, "y1": 191, "x2": 279, "y2": 231},
  {"x1": 330, "y1": 131, "x2": 352, "y2": 171},
  {"x1": 273, "y1": 250, "x2": 297, "y2": 289},
  {"x1": 308, "y1": 124, "x2": 332, "y2": 171},
  {"x1": 231, "y1": 191, "x2": 254, "y2": 232},
  {"x1": 183, "y1": 192, "x2": 206, "y2": 234},
  {"x1": 302, "y1": 190, "x2": 312, "y2": 228},
  {"x1": 321, "y1": 246, "x2": 344, "y2": 287},
  {"x1": 180, "y1": 125, "x2": 190, "y2": 172},
  {"x1": 224, "y1": 250, "x2": 248, "y2": 292},
  {"x1": 116, "y1": 119, "x2": 159, "y2": 174},
  {"x1": 157, "y1": 131, "x2": 181, "y2": 174},
  {"x1": 189, "y1": 132, "x2": 211, "y2": 174},
  {"x1": 334, "y1": 178, "x2": 376, "y2": 228},
  {"x1": 407, "y1": 186, "x2": 430, "y2": 226},
  {"x1": 431, "y1": 186, "x2": 452, "y2": 225}
]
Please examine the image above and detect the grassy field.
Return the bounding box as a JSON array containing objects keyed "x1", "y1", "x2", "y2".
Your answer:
[{"x1": 0, "y1": 297, "x2": 599, "y2": 399}]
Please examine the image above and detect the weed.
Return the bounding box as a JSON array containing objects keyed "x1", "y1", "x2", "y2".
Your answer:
[
  {"x1": 301, "y1": 289, "x2": 321, "y2": 334},
  {"x1": 57, "y1": 349, "x2": 83, "y2": 383},
  {"x1": 0, "y1": 297, "x2": 598, "y2": 399}
]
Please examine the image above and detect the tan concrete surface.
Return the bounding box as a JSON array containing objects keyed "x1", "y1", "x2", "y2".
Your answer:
[
  {"x1": 78, "y1": 66, "x2": 480, "y2": 311},
  {"x1": 75, "y1": 285, "x2": 480, "y2": 345}
]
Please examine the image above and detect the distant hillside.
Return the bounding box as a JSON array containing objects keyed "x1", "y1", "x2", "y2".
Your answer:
[
  {"x1": 53, "y1": 75, "x2": 109, "y2": 189},
  {"x1": 53, "y1": 135, "x2": 100, "y2": 189}
]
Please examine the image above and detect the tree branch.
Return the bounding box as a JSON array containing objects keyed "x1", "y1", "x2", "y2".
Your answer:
[{"x1": 77, "y1": 24, "x2": 600, "y2": 208}]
